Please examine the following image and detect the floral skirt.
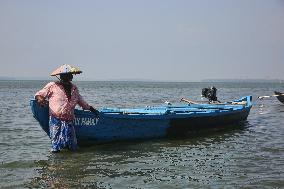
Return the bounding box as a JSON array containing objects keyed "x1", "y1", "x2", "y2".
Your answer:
[{"x1": 49, "y1": 116, "x2": 77, "y2": 152}]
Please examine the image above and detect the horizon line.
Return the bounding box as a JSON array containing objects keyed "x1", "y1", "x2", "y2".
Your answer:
[{"x1": 0, "y1": 77, "x2": 283, "y2": 83}]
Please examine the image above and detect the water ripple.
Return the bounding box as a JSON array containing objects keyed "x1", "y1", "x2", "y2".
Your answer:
[{"x1": 0, "y1": 81, "x2": 283, "y2": 188}]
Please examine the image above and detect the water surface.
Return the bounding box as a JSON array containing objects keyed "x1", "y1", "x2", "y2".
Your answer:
[{"x1": 0, "y1": 80, "x2": 283, "y2": 188}]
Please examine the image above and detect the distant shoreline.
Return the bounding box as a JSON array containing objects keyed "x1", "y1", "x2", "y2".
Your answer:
[
  {"x1": 0, "y1": 77, "x2": 283, "y2": 83},
  {"x1": 201, "y1": 79, "x2": 284, "y2": 83}
]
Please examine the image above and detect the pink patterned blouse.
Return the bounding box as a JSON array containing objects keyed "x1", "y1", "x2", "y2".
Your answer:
[{"x1": 35, "y1": 82, "x2": 90, "y2": 121}]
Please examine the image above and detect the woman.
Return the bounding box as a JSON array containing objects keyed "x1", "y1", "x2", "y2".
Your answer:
[{"x1": 35, "y1": 64, "x2": 99, "y2": 152}]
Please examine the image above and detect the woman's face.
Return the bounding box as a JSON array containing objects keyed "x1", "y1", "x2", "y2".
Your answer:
[{"x1": 60, "y1": 73, "x2": 73, "y2": 83}]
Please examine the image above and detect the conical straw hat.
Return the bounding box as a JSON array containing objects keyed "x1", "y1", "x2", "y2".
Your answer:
[{"x1": 50, "y1": 64, "x2": 82, "y2": 76}]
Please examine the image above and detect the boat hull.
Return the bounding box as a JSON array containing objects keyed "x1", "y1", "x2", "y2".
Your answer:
[
  {"x1": 30, "y1": 96, "x2": 252, "y2": 145},
  {"x1": 168, "y1": 109, "x2": 250, "y2": 136},
  {"x1": 274, "y1": 91, "x2": 284, "y2": 104}
]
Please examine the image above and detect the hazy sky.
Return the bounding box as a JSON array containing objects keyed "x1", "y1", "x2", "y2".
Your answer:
[{"x1": 0, "y1": 0, "x2": 284, "y2": 81}]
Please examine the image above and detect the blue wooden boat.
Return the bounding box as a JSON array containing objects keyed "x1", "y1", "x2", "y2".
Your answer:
[{"x1": 30, "y1": 96, "x2": 252, "y2": 145}]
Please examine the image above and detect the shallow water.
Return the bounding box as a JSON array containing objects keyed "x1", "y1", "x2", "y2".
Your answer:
[{"x1": 0, "y1": 80, "x2": 283, "y2": 188}]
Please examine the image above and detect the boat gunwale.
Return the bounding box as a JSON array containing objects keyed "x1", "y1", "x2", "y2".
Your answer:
[
  {"x1": 30, "y1": 96, "x2": 252, "y2": 120},
  {"x1": 73, "y1": 96, "x2": 252, "y2": 120}
]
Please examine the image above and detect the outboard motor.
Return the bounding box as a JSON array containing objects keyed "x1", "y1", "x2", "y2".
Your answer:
[{"x1": 201, "y1": 86, "x2": 219, "y2": 102}]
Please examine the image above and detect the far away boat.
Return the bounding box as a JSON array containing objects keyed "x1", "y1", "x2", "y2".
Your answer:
[{"x1": 274, "y1": 91, "x2": 284, "y2": 104}]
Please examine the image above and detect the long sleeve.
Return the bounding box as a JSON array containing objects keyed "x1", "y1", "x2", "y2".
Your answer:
[{"x1": 35, "y1": 82, "x2": 54, "y2": 99}]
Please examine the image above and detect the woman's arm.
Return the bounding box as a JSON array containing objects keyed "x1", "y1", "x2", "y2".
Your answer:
[{"x1": 35, "y1": 82, "x2": 54, "y2": 106}]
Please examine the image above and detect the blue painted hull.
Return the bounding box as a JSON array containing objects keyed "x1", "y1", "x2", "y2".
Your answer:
[{"x1": 30, "y1": 96, "x2": 252, "y2": 145}]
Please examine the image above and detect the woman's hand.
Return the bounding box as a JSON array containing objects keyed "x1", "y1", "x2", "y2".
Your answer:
[
  {"x1": 36, "y1": 95, "x2": 47, "y2": 106},
  {"x1": 89, "y1": 106, "x2": 100, "y2": 116}
]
